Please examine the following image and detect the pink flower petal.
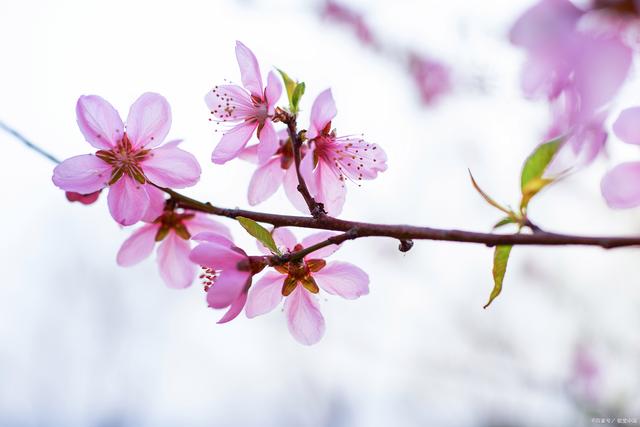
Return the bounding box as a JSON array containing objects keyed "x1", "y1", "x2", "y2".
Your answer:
[
  {"x1": 300, "y1": 145, "x2": 317, "y2": 194},
  {"x1": 116, "y1": 223, "x2": 159, "y2": 267},
  {"x1": 52, "y1": 154, "x2": 111, "y2": 193},
  {"x1": 245, "y1": 272, "x2": 285, "y2": 318},
  {"x1": 157, "y1": 232, "x2": 196, "y2": 289},
  {"x1": 313, "y1": 261, "x2": 369, "y2": 299},
  {"x1": 573, "y1": 36, "x2": 631, "y2": 117},
  {"x1": 283, "y1": 165, "x2": 307, "y2": 213},
  {"x1": 191, "y1": 232, "x2": 235, "y2": 246},
  {"x1": 205, "y1": 85, "x2": 255, "y2": 122},
  {"x1": 239, "y1": 144, "x2": 260, "y2": 163},
  {"x1": 283, "y1": 150, "x2": 317, "y2": 214},
  {"x1": 601, "y1": 162, "x2": 640, "y2": 209},
  {"x1": 184, "y1": 213, "x2": 232, "y2": 240},
  {"x1": 212, "y1": 121, "x2": 258, "y2": 164},
  {"x1": 284, "y1": 286, "x2": 325, "y2": 345},
  {"x1": 235, "y1": 41, "x2": 263, "y2": 98},
  {"x1": 206, "y1": 269, "x2": 250, "y2": 309},
  {"x1": 273, "y1": 228, "x2": 297, "y2": 252},
  {"x1": 65, "y1": 190, "x2": 102, "y2": 205},
  {"x1": 301, "y1": 231, "x2": 341, "y2": 259},
  {"x1": 142, "y1": 145, "x2": 201, "y2": 188},
  {"x1": 613, "y1": 107, "x2": 640, "y2": 146},
  {"x1": 265, "y1": 70, "x2": 282, "y2": 115},
  {"x1": 141, "y1": 184, "x2": 166, "y2": 222},
  {"x1": 76, "y1": 95, "x2": 124, "y2": 149},
  {"x1": 218, "y1": 290, "x2": 248, "y2": 324},
  {"x1": 248, "y1": 157, "x2": 285, "y2": 206},
  {"x1": 107, "y1": 176, "x2": 150, "y2": 226},
  {"x1": 333, "y1": 137, "x2": 388, "y2": 180},
  {"x1": 509, "y1": 0, "x2": 582, "y2": 50},
  {"x1": 255, "y1": 227, "x2": 297, "y2": 255},
  {"x1": 126, "y1": 93, "x2": 172, "y2": 149},
  {"x1": 257, "y1": 120, "x2": 279, "y2": 164},
  {"x1": 189, "y1": 241, "x2": 244, "y2": 270},
  {"x1": 313, "y1": 160, "x2": 346, "y2": 216},
  {"x1": 307, "y1": 89, "x2": 337, "y2": 139}
]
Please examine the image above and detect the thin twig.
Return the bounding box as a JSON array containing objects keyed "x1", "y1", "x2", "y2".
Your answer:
[
  {"x1": 283, "y1": 115, "x2": 326, "y2": 218},
  {"x1": 269, "y1": 228, "x2": 359, "y2": 265},
  {"x1": 0, "y1": 121, "x2": 61, "y2": 164}
]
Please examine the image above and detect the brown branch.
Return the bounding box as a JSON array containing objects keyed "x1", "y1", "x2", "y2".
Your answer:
[
  {"x1": 160, "y1": 187, "x2": 640, "y2": 250},
  {"x1": 282, "y1": 113, "x2": 326, "y2": 218},
  {"x1": 268, "y1": 228, "x2": 359, "y2": 265},
  {"x1": 4, "y1": 121, "x2": 640, "y2": 251}
]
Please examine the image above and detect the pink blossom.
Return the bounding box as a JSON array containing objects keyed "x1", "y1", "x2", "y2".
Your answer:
[
  {"x1": 321, "y1": 0, "x2": 375, "y2": 46},
  {"x1": 205, "y1": 41, "x2": 283, "y2": 165},
  {"x1": 408, "y1": 54, "x2": 451, "y2": 105},
  {"x1": 65, "y1": 190, "x2": 102, "y2": 205},
  {"x1": 246, "y1": 228, "x2": 369, "y2": 345},
  {"x1": 601, "y1": 107, "x2": 640, "y2": 208},
  {"x1": 303, "y1": 89, "x2": 387, "y2": 216},
  {"x1": 117, "y1": 210, "x2": 231, "y2": 289},
  {"x1": 240, "y1": 131, "x2": 312, "y2": 210},
  {"x1": 189, "y1": 232, "x2": 257, "y2": 323},
  {"x1": 510, "y1": 0, "x2": 632, "y2": 168},
  {"x1": 52, "y1": 93, "x2": 201, "y2": 226}
]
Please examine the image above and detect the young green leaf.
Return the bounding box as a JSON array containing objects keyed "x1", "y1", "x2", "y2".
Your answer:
[
  {"x1": 520, "y1": 139, "x2": 561, "y2": 192},
  {"x1": 277, "y1": 68, "x2": 296, "y2": 107},
  {"x1": 236, "y1": 217, "x2": 281, "y2": 255},
  {"x1": 520, "y1": 176, "x2": 554, "y2": 211},
  {"x1": 291, "y1": 82, "x2": 305, "y2": 114},
  {"x1": 493, "y1": 217, "x2": 516, "y2": 230},
  {"x1": 484, "y1": 245, "x2": 512, "y2": 309},
  {"x1": 468, "y1": 170, "x2": 511, "y2": 215}
]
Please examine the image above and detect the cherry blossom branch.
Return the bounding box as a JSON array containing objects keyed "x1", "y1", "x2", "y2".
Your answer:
[
  {"x1": 281, "y1": 112, "x2": 326, "y2": 218},
  {"x1": 3, "y1": 122, "x2": 640, "y2": 251},
  {"x1": 159, "y1": 187, "x2": 640, "y2": 250}
]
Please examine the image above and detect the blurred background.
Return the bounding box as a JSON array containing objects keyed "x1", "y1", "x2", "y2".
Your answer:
[{"x1": 1, "y1": 0, "x2": 639, "y2": 426}]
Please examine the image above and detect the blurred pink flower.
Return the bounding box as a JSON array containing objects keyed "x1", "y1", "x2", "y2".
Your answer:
[
  {"x1": 117, "y1": 210, "x2": 230, "y2": 289},
  {"x1": 511, "y1": 0, "x2": 632, "y2": 169},
  {"x1": 408, "y1": 54, "x2": 452, "y2": 105},
  {"x1": 567, "y1": 343, "x2": 601, "y2": 403},
  {"x1": 52, "y1": 93, "x2": 201, "y2": 226},
  {"x1": 304, "y1": 89, "x2": 387, "y2": 216},
  {"x1": 246, "y1": 228, "x2": 369, "y2": 345},
  {"x1": 189, "y1": 232, "x2": 257, "y2": 323},
  {"x1": 321, "y1": 0, "x2": 375, "y2": 46},
  {"x1": 205, "y1": 41, "x2": 283, "y2": 165},
  {"x1": 601, "y1": 107, "x2": 640, "y2": 208}
]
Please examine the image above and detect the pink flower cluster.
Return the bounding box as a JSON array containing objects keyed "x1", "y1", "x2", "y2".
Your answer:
[
  {"x1": 510, "y1": 0, "x2": 634, "y2": 170},
  {"x1": 206, "y1": 41, "x2": 387, "y2": 216},
  {"x1": 51, "y1": 42, "x2": 381, "y2": 344}
]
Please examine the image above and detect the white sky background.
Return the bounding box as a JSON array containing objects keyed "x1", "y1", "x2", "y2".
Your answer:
[{"x1": 1, "y1": 0, "x2": 639, "y2": 426}]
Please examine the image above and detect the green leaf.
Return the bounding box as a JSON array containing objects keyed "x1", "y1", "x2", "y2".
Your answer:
[
  {"x1": 520, "y1": 139, "x2": 561, "y2": 193},
  {"x1": 468, "y1": 170, "x2": 511, "y2": 215},
  {"x1": 236, "y1": 217, "x2": 281, "y2": 255},
  {"x1": 520, "y1": 176, "x2": 554, "y2": 211},
  {"x1": 493, "y1": 217, "x2": 516, "y2": 230},
  {"x1": 277, "y1": 68, "x2": 296, "y2": 107},
  {"x1": 291, "y1": 82, "x2": 305, "y2": 114},
  {"x1": 484, "y1": 245, "x2": 512, "y2": 309}
]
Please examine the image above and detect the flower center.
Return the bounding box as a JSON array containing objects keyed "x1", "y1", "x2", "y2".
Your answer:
[
  {"x1": 153, "y1": 210, "x2": 195, "y2": 241},
  {"x1": 276, "y1": 244, "x2": 326, "y2": 296},
  {"x1": 95, "y1": 133, "x2": 150, "y2": 185}
]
